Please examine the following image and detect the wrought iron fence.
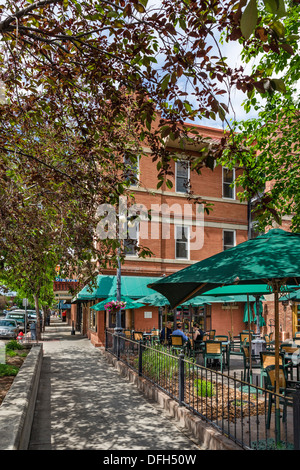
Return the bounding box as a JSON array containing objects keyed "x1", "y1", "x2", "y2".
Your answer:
[{"x1": 105, "y1": 330, "x2": 300, "y2": 450}]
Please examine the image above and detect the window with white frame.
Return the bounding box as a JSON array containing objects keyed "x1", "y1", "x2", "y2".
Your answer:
[
  {"x1": 222, "y1": 167, "x2": 235, "y2": 199},
  {"x1": 175, "y1": 226, "x2": 189, "y2": 259},
  {"x1": 124, "y1": 154, "x2": 139, "y2": 185},
  {"x1": 175, "y1": 160, "x2": 190, "y2": 193},
  {"x1": 223, "y1": 230, "x2": 236, "y2": 251}
]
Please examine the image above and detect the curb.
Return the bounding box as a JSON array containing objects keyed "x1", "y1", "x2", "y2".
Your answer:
[
  {"x1": 0, "y1": 344, "x2": 43, "y2": 450},
  {"x1": 101, "y1": 349, "x2": 241, "y2": 451}
]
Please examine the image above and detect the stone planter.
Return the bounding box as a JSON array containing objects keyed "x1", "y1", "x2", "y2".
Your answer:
[{"x1": 0, "y1": 344, "x2": 43, "y2": 450}]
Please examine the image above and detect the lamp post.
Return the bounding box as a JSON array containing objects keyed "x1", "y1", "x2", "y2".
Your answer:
[
  {"x1": 115, "y1": 243, "x2": 123, "y2": 335},
  {"x1": 114, "y1": 213, "x2": 137, "y2": 335}
]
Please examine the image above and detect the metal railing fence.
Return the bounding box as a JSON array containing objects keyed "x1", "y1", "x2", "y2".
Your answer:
[{"x1": 105, "y1": 330, "x2": 300, "y2": 450}]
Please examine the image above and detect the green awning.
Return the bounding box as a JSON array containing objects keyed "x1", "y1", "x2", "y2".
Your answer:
[
  {"x1": 76, "y1": 275, "x2": 162, "y2": 302},
  {"x1": 76, "y1": 275, "x2": 101, "y2": 301},
  {"x1": 95, "y1": 275, "x2": 162, "y2": 299},
  {"x1": 91, "y1": 296, "x2": 144, "y2": 311}
]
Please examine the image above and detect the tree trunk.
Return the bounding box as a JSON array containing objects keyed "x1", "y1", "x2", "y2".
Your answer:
[{"x1": 34, "y1": 294, "x2": 41, "y2": 341}]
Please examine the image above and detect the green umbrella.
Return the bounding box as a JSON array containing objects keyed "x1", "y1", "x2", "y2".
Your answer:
[
  {"x1": 137, "y1": 292, "x2": 170, "y2": 307},
  {"x1": 91, "y1": 295, "x2": 144, "y2": 311},
  {"x1": 149, "y1": 230, "x2": 300, "y2": 307},
  {"x1": 253, "y1": 300, "x2": 265, "y2": 327},
  {"x1": 149, "y1": 228, "x2": 300, "y2": 438},
  {"x1": 243, "y1": 302, "x2": 254, "y2": 323}
]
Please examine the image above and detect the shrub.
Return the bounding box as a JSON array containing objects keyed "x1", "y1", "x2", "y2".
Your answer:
[
  {"x1": 0, "y1": 363, "x2": 19, "y2": 377},
  {"x1": 194, "y1": 378, "x2": 215, "y2": 397},
  {"x1": 5, "y1": 340, "x2": 24, "y2": 351}
]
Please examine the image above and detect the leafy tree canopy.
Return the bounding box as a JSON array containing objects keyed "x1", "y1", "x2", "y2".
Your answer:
[{"x1": 0, "y1": 0, "x2": 297, "y2": 299}]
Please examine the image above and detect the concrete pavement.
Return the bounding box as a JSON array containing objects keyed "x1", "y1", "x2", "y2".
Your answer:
[{"x1": 28, "y1": 319, "x2": 202, "y2": 451}]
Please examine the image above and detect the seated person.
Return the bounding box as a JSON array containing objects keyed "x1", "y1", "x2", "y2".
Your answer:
[
  {"x1": 172, "y1": 322, "x2": 189, "y2": 342},
  {"x1": 160, "y1": 321, "x2": 172, "y2": 343},
  {"x1": 193, "y1": 323, "x2": 204, "y2": 342}
]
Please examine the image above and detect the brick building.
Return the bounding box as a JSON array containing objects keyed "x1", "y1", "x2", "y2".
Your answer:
[
  {"x1": 68, "y1": 119, "x2": 299, "y2": 347},
  {"x1": 70, "y1": 122, "x2": 263, "y2": 347}
]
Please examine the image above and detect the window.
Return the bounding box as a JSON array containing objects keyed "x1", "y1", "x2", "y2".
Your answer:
[
  {"x1": 222, "y1": 167, "x2": 235, "y2": 199},
  {"x1": 123, "y1": 223, "x2": 139, "y2": 256},
  {"x1": 175, "y1": 226, "x2": 189, "y2": 259},
  {"x1": 124, "y1": 154, "x2": 139, "y2": 185},
  {"x1": 175, "y1": 160, "x2": 190, "y2": 193},
  {"x1": 223, "y1": 230, "x2": 236, "y2": 251}
]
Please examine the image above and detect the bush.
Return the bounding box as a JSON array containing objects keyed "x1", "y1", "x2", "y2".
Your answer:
[
  {"x1": 5, "y1": 340, "x2": 24, "y2": 351},
  {"x1": 194, "y1": 378, "x2": 215, "y2": 397},
  {"x1": 0, "y1": 363, "x2": 19, "y2": 377}
]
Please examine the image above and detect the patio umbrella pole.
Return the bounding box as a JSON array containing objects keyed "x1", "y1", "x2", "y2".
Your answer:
[{"x1": 255, "y1": 295, "x2": 261, "y2": 336}]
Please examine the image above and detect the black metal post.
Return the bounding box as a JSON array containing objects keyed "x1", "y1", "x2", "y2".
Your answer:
[
  {"x1": 293, "y1": 388, "x2": 300, "y2": 450},
  {"x1": 178, "y1": 353, "x2": 185, "y2": 406},
  {"x1": 138, "y1": 341, "x2": 143, "y2": 377}
]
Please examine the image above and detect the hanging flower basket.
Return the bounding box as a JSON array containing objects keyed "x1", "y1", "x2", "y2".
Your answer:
[{"x1": 104, "y1": 300, "x2": 127, "y2": 313}]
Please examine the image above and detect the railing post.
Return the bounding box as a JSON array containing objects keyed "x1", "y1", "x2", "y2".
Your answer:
[
  {"x1": 178, "y1": 353, "x2": 185, "y2": 406},
  {"x1": 293, "y1": 388, "x2": 300, "y2": 450},
  {"x1": 105, "y1": 329, "x2": 108, "y2": 351},
  {"x1": 138, "y1": 341, "x2": 143, "y2": 377}
]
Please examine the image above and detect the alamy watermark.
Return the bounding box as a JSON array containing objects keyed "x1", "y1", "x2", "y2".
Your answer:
[
  {"x1": 96, "y1": 196, "x2": 205, "y2": 251},
  {"x1": 0, "y1": 340, "x2": 5, "y2": 364}
]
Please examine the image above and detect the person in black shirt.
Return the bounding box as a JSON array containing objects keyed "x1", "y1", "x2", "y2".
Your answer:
[{"x1": 160, "y1": 321, "x2": 172, "y2": 344}]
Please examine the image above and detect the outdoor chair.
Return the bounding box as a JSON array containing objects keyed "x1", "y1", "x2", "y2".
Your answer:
[
  {"x1": 124, "y1": 329, "x2": 132, "y2": 339},
  {"x1": 265, "y1": 365, "x2": 296, "y2": 430},
  {"x1": 241, "y1": 346, "x2": 261, "y2": 382},
  {"x1": 151, "y1": 328, "x2": 160, "y2": 345},
  {"x1": 264, "y1": 334, "x2": 275, "y2": 351},
  {"x1": 240, "y1": 332, "x2": 253, "y2": 350},
  {"x1": 215, "y1": 335, "x2": 229, "y2": 368},
  {"x1": 170, "y1": 334, "x2": 185, "y2": 355},
  {"x1": 293, "y1": 337, "x2": 300, "y2": 346},
  {"x1": 215, "y1": 335, "x2": 228, "y2": 342},
  {"x1": 207, "y1": 330, "x2": 216, "y2": 340},
  {"x1": 203, "y1": 340, "x2": 224, "y2": 372},
  {"x1": 294, "y1": 332, "x2": 300, "y2": 338},
  {"x1": 260, "y1": 351, "x2": 286, "y2": 388},
  {"x1": 280, "y1": 343, "x2": 299, "y2": 379},
  {"x1": 133, "y1": 331, "x2": 143, "y2": 342}
]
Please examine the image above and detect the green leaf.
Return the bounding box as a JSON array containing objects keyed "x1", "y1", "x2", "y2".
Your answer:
[
  {"x1": 270, "y1": 20, "x2": 285, "y2": 38},
  {"x1": 240, "y1": 0, "x2": 258, "y2": 40},
  {"x1": 161, "y1": 74, "x2": 170, "y2": 92},
  {"x1": 270, "y1": 78, "x2": 286, "y2": 93}
]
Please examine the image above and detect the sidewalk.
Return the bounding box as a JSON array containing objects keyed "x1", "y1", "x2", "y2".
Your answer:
[{"x1": 28, "y1": 319, "x2": 202, "y2": 451}]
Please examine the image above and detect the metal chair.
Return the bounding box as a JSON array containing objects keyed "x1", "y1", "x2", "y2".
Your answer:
[
  {"x1": 133, "y1": 331, "x2": 143, "y2": 341},
  {"x1": 241, "y1": 345, "x2": 261, "y2": 382},
  {"x1": 240, "y1": 332, "x2": 253, "y2": 349},
  {"x1": 170, "y1": 334, "x2": 184, "y2": 355},
  {"x1": 280, "y1": 343, "x2": 299, "y2": 379},
  {"x1": 203, "y1": 340, "x2": 224, "y2": 372},
  {"x1": 260, "y1": 351, "x2": 285, "y2": 388},
  {"x1": 151, "y1": 328, "x2": 160, "y2": 345},
  {"x1": 215, "y1": 335, "x2": 229, "y2": 368},
  {"x1": 265, "y1": 365, "x2": 295, "y2": 429},
  {"x1": 207, "y1": 330, "x2": 216, "y2": 340}
]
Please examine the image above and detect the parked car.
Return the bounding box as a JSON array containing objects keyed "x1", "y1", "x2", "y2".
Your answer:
[
  {"x1": 0, "y1": 319, "x2": 19, "y2": 339},
  {"x1": 5, "y1": 311, "x2": 26, "y2": 331}
]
